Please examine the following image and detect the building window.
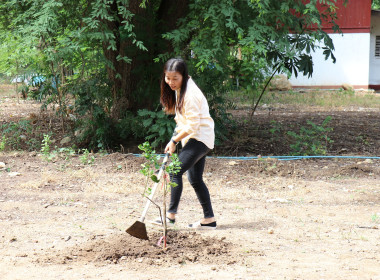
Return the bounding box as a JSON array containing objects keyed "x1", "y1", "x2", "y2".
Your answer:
[{"x1": 376, "y1": 36, "x2": 380, "y2": 58}]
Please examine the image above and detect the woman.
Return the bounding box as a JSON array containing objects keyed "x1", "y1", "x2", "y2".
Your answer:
[{"x1": 153, "y1": 58, "x2": 216, "y2": 229}]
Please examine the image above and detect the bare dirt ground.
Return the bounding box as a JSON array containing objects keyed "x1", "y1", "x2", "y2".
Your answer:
[{"x1": 0, "y1": 85, "x2": 379, "y2": 279}]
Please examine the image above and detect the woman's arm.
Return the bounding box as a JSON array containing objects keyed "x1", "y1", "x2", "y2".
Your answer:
[{"x1": 164, "y1": 130, "x2": 189, "y2": 154}]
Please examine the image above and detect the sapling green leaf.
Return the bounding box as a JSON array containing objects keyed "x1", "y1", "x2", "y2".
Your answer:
[
  {"x1": 151, "y1": 174, "x2": 159, "y2": 183},
  {"x1": 138, "y1": 141, "x2": 182, "y2": 248}
]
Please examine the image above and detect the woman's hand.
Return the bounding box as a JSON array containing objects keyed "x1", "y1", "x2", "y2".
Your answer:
[{"x1": 164, "y1": 141, "x2": 176, "y2": 155}]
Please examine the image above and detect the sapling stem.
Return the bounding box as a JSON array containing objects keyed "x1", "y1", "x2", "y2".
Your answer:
[
  {"x1": 163, "y1": 176, "x2": 167, "y2": 248},
  {"x1": 138, "y1": 142, "x2": 181, "y2": 248},
  {"x1": 144, "y1": 196, "x2": 162, "y2": 220}
]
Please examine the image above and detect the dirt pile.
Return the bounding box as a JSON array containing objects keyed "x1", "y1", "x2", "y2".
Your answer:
[
  {"x1": 38, "y1": 231, "x2": 232, "y2": 266},
  {"x1": 338, "y1": 163, "x2": 375, "y2": 176}
]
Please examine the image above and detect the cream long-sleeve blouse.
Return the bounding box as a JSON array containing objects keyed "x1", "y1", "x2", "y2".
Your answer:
[{"x1": 174, "y1": 77, "x2": 215, "y2": 149}]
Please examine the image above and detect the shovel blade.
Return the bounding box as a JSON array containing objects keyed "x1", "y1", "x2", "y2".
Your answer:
[{"x1": 126, "y1": 221, "x2": 149, "y2": 240}]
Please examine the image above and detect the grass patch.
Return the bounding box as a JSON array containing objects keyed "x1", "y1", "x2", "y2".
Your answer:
[{"x1": 231, "y1": 89, "x2": 380, "y2": 109}]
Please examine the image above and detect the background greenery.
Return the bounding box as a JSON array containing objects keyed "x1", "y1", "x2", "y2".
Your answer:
[
  {"x1": 0, "y1": 0, "x2": 348, "y2": 150},
  {"x1": 373, "y1": 0, "x2": 380, "y2": 9}
]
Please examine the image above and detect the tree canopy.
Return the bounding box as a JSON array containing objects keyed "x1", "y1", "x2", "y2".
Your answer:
[
  {"x1": 0, "y1": 0, "x2": 343, "y2": 149},
  {"x1": 373, "y1": 0, "x2": 380, "y2": 9}
]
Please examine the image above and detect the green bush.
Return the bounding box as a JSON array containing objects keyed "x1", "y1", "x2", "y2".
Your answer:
[
  {"x1": 0, "y1": 136, "x2": 6, "y2": 151},
  {"x1": 287, "y1": 116, "x2": 334, "y2": 155},
  {"x1": 116, "y1": 111, "x2": 145, "y2": 140},
  {"x1": 0, "y1": 119, "x2": 42, "y2": 151},
  {"x1": 137, "y1": 109, "x2": 176, "y2": 148},
  {"x1": 68, "y1": 73, "x2": 115, "y2": 150}
]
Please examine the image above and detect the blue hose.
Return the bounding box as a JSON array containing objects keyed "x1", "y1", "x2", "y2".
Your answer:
[{"x1": 133, "y1": 154, "x2": 380, "y2": 161}]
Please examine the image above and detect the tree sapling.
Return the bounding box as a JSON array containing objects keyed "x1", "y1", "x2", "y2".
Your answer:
[{"x1": 138, "y1": 141, "x2": 181, "y2": 248}]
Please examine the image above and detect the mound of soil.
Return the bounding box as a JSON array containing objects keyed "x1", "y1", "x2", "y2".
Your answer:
[
  {"x1": 338, "y1": 163, "x2": 374, "y2": 176},
  {"x1": 38, "y1": 231, "x2": 232, "y2": 266}
]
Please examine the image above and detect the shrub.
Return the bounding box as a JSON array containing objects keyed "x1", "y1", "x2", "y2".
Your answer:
[
  {"x1": 287, "y1": 116, "x2": 334, "y2": 155},
  {"x1": 137, "y1": 109, "x2": 176, "y2": 148}
]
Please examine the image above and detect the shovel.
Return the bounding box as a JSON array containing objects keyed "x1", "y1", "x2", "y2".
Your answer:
[{"x1": 126, "y1": 153, "x2": 170, "y2": 240}]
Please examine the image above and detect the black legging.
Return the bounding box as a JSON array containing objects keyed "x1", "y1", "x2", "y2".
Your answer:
[{"x1": 168, "y1": 138, "x2": 215, "y2": 218}]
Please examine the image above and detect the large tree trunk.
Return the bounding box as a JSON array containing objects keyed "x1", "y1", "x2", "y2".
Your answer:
[
  {"x1": 102, "y1": 0, "x2": 141, "y2": 120},
  {"x1": 156, "y1": 0, "x2": 189, "y2": 52},
  {"x1": 103, "y1": 0, "x2": 189, "y2": 120}
]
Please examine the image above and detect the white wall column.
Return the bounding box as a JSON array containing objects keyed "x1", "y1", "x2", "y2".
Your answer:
[
  {"x1": 369, "y1": 12, "x2": 380, "y2": 88},
  {"x1": 290, "y1": 33, "x2": 370, "y2": 88}
]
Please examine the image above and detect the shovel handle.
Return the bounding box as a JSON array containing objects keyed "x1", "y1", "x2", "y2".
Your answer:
[{"x1": 139, "y1": 153, "x2": 170, "y2": 222}]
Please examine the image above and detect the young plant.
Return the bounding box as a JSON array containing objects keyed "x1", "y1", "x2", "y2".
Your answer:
[
  {"x1": 57, "y1": 147, "x2": 77, "y2": 171},
  {"x1": 139, "y1": 141, "x2": 162, "y2": 196},
  {"x1": 138, "y1": 141, "x2": 181, "y2": 248},
  {"x1": 58, "y1": 147, "x2": 76, "y2": 161},
  {"x1": 79, "y1": 149, "x2": 95, "y2": 165},
  {"x1": 41, "y1": 133, "x2": 52, "y2": 159},
  {"x1": 287, "y1": 116, "x2": 334, "y2": 155},
  {"x1": 0, "y1": 136, "x2": 6, "y2": 151},
  {"x1": 269, "y1": 120, "x2": 282, "y2": 141},
  {"x1": 161, "y1": 153, "x2": 181, "y2": 247},
  {"x1": 371, "y1": 213, "x2": 379, "y2": 223}
]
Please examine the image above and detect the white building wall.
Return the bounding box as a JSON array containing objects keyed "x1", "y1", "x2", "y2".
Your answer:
[
  {"x1": 289, "y1": 33, "x2": 370, "y2": 88},
  {"x1": 369, "y1": 13, "x2": 380, "y2": 86}
]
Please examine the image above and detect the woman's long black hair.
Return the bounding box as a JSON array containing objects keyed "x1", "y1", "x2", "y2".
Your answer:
[{"x1": 160, "y1": 58, "x2": 189, "y2": 114}]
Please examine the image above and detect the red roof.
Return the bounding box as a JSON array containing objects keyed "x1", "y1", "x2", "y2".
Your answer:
[{"x1": 319, "y1": 0, "x2": 371, "y2": 33}]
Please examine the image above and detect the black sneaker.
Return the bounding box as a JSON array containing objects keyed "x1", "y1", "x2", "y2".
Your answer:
[{"x1": 188, "y1": 221, "x2": 217, "y2": 230}]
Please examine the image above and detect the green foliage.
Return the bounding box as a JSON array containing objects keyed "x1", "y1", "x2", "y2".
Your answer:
[
  {"x1": 41, "y1": 134, "x2": 74, "y2": 162},
  {"x1": 373, "y1": 0, "x2": 380, "y2": 9},
  {"x1": 138, "y1": 141, "x2": 181, "y2": 195},
  {"x1": 287, "y1": 116, "x2": 334, "y2": 155},
  {"x1": 70, "y1": 72, "x2": 115, "y2": 150},
  {"x1": 356, "y1": 134, "x2": 370, "y2": 146},
  {"x1": 116, "y1": 111, "x2": 145, "y2": 140},
  {"x1": 79, "y1": 149, "x2": 95, "y2": 165},
  {"x1": 0, "y1": 0, "x2": 343, "y2": 151},
  {"x1": 269, "y1": 120, "x2": 283, "y2": 141},
  {"x1": 0, "y1": 119, "x2": 41, "y2": 151},
  {"x1": 371, "y1": 213, "x2": 379, "y2": 223},
  {"x1": 41, "y1": 133, "x2": 52, "y2": 157},
  {"x1": 57, "y1": 147, "x2": 76, "y2": 161},
  {"x1": 138, "y1": 141, "x2": 181, "y2": 248},
  {"x1": 165, "y1": 153, "x2": 181, "y2": 189},
  {"x1": 40, "y1": 139, "x2": 79, "y2": 162},
  {"x1": 0, "y1": 136, "x2": 6, "y2": 151},
  {"x1": 17, "y1": 84, "x2": 29, "y2": 99},
  {"x1": 138, "y1": 109, "x2": 176, "y2": 148},
  {"x1": 139, "y1": 141, "x2": 162, "y2": 195},
  {"x1": 165, "y1": 0, "x2": 340, "y2": 79},
  {"x1": 0, "y1": 29, "x2": 41, "y2": 80},
  {"x1": 163, "y1": 0, "x2": 342, "y2": 132}
]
